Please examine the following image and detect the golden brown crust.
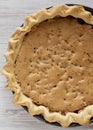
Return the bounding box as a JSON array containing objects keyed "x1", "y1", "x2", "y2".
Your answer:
[{"x1": 2, "y1": 4, "x2": 93, "y2": 127}]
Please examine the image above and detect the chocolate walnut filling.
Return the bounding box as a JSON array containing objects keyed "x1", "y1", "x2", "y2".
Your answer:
[{"x1": 14, "y1": 17, "x2": 93, "y2": 114}]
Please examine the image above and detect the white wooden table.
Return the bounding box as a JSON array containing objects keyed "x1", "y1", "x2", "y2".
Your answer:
[{"x1": 0, "y1": 0, "x2": 93, "y2": 130}]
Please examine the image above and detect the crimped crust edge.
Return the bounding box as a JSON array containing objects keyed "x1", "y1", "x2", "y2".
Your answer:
[{"x1": 2, "y1": 4, "x2": 93, "y2": 127}]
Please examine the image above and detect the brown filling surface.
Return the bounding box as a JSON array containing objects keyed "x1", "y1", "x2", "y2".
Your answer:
[{"x1": 14, "y1": 17, "x2": 93, "y2": 114}]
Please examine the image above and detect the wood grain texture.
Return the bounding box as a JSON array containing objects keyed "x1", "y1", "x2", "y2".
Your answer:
[{"x1": 0, "y1": 0, "x2": 93, "y2": 130}]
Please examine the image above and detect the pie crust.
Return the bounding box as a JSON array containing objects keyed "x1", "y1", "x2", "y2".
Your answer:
[{"x1": 2, "y1": 4, "x2": 93, "y2": 127}]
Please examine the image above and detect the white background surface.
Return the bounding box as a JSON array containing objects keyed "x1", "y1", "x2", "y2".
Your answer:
[{"x1": 0, "y1": 0, "x2": 93, "y2": 130}]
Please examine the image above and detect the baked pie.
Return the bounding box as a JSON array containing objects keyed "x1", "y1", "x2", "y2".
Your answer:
[{"x1": 2, "y1": 4, "x2": 93, "y2": 127}]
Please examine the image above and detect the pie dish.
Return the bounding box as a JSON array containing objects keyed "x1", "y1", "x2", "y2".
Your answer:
[{"x1": 2, "y1": 4, "x2": 93, "y2": 127}]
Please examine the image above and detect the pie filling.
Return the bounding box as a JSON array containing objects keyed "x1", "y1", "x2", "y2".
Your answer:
[{"x1": 14, "y1": 16, "x2": 93, "y2": 114}]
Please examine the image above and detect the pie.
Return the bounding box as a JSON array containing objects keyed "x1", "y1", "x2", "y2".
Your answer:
[{"x1": 2, "y1": 4, "x2": 93, "y2": 127}]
